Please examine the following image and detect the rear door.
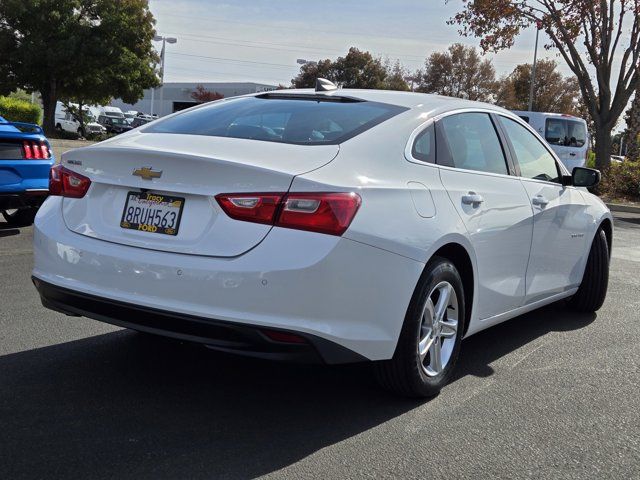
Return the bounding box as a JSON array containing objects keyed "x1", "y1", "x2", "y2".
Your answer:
[
  {"x1": 436, "y1": 112, "x2": 533, "y2": 320},
  {"x1": 497, "y1": 115, "x2": 590, "y2": 301}
]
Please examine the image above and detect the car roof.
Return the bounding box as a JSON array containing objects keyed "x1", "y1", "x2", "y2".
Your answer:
[
  {"x1": 511, "y1": 110, "x2": 586, "y2": 122},
  {"x1": 252, "y1": 88, "x2": 512, "y2": 118}
]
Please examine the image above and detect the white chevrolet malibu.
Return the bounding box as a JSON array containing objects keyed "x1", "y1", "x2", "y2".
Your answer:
[{"x1": 32, "y1": 83, "x2": 612, "y2": 397}]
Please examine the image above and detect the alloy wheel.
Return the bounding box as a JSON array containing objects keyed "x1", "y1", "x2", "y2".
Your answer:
[{"x1": 417, "y1": 281, "x2": 459, "y2": 377}]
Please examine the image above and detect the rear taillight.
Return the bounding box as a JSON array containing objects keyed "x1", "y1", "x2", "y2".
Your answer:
[
  {"x1": 215, "y1": 193, "x2": 283, "y2": 225},
  {"x1": 49, "y1": 165, "x2": 91, "y2": 198},
  {"x1": 278, "y1": 192, "x2": 361, "y2": 236},
  {"x1": 215, "y1": 192, "x2": 361, "y2": 236},
  {"x1": 23, "y1": 141, "x2": 50, "y2": 160}
]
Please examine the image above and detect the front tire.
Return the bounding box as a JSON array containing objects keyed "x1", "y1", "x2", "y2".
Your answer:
[
  {"x1": 569, "y1": 228, "x2": 609, "y2": 312},
  {"x1": 374, "y1": 257, "x2": 466, "y2": 398}
]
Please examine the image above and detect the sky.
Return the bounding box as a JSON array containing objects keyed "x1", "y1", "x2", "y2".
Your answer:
[{"x1": 148, "y1": 0, "x2": 572, "y2": 86}]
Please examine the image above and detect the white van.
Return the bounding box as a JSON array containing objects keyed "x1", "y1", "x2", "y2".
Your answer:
[
  {"x1": 54, "y1": 102, "x2": 106, "y2": 136},
  {"x1": 96, "y1": 106, "x2": 125, "y2": 119},
  {"x1": 512, "y1": 111, "x2": 590, "y2": 172}
]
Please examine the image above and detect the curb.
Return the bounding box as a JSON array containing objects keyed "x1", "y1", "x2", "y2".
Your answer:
[{"x1": 606, "y1": 203, "x2": 640, "y2": 214}]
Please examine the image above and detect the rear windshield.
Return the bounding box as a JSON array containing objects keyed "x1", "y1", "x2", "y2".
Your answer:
[
  {"x1": 144, "y1": 96, "x2": 407, "y2": 145},
  {"x1": 545, "y1": 118, "x2": 587, "y2": 148}
]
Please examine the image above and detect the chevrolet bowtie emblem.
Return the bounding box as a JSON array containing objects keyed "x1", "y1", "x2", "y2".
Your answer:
[{"x1": 132, "y1": 167, "x2": 162, "y2": 180}]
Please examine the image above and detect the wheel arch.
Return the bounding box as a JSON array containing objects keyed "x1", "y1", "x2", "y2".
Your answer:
[
  {"x1": 599, "y1": 217, "x2": 613, "y2": 257},
  {"x1": 431, "y1": 242, "x2": 474, "y2": 336},
  {"x1": 414, "y1": 237, "x2": 476, "y2": 338}
]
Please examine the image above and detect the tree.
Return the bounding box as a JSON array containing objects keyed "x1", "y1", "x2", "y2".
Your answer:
[
  {"x1": 624, "y1": 90, "x2": 640, "y2": 161},
  {"x1": 416, "y1": 43, "x2": 497, "y2": 101},
  {"x1": 291, "y1": 48, "x2": 402, "y2": 90},
  {"x1": 0, "y1": 0, "x2": 159, "y2": 135},
  {"x1": 190, "y1": 85, "x2": 224, "y2": 103},
  {"x1": 332, "y1": 48, "x2": 388, "y2": 89},
  {"x1": 450, "y1": 0, "x2": 640, "y2": 170},
  {"x1": 384, "y1": 60, "x2": 410, "y2": 91},
  {"x1": 496, "y1": 59, "x2": 581, "y2": 114},
  {"x1": 291, "y1": 59, "x2": 336, "y2": 88}
]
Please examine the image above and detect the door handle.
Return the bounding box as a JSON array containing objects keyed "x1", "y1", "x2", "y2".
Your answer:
[
  {"x1": 461, "y1": 192, "x2": 484, "y2": 205},
  {"x1": 531, "y1": 195, "x2": 549, "y2": 207},
  {"x1": 569, "y1": 152, "x2": 576, "y2": 157}
]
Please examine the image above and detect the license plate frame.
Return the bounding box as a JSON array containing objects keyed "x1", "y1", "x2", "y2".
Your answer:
[{"x1": 120, "y1": 191, "x2": 185, "y2": 236}]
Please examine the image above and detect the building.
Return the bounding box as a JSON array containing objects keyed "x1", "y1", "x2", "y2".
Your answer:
[{"x1": 110, "y1": 82, "x2": 277, "y2": 117}]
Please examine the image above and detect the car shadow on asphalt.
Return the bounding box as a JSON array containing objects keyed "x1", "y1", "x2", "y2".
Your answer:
[
  {"x1": 0, "y1": 227, "x2": 19, "y2": 237},
  {"x1": 453, "y1": 303, "x2": 596, "y2": 380},
  {"x1": 0, "y1": 303, "x2": 595, "y2": 479}
]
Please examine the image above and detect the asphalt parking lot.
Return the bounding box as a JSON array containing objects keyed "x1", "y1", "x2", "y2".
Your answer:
[{"x1": 1, "y1": 212, "x2": 639, "y2": 479}]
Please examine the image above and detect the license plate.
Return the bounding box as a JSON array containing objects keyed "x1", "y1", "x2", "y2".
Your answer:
[{"x1": 120, "y1": 191, "x2": 184, "y2": 236}]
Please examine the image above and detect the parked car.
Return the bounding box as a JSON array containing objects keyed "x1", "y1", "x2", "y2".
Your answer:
[
  {"x1": 97, "y1": 115, "x2": 133, "y2": 134},
  {"x1": 123, "y1": 112, "x2": 136, "y2": 125},
  {"x1": 32, "y1": 85, "x2": 611, "y2": 397},
  {"x1": 130, "y1": 116, "x2": 152, "y2": 128},
  {"x1": 55, "y1": 102, "x2": 106, "y2": 137},
  {"x1": 512, "y1": 111, "x2": 589, "y2": 172},
  {"x1": 0, "y1": 116, "x2": 54, "y2": 226}
]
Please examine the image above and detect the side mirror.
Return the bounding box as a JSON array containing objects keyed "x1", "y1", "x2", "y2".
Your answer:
[{"x1": 572, "y1": 167, "x2": 600, "y2": 187}]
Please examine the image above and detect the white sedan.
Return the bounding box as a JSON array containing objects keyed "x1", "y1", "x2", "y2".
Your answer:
[{"x1": 32, "y1": 82, "x2": 612, "y2": 397}]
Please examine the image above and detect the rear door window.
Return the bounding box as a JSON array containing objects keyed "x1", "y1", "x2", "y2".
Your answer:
[
  {"x1": 437, "y1": 113, "x2": 509, "y2": 175},
  {"x1": 145, "y1": 96, "x2": 407, "y2": 145},
  {"x1": 500, "y1": 117, "x2": 560, "y2": 183}
]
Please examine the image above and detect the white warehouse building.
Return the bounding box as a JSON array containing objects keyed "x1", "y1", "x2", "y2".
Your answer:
[{"x1": 110, "y1": 82, "x2": 277, "y2": 117}]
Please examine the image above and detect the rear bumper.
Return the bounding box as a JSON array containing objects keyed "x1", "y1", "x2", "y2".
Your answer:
[
  {"x1": 33, "y1": 197, "x2": 424, "y2": 361},
  {"x1": 0, "y1": 158, "x2": 54, "y2": 201},
  {"x1": 33, "y1": 277, "x2": 365, "y2": 364},
  {"x1": 0, "y1": 190, "x2": 48, "y2": 210}
]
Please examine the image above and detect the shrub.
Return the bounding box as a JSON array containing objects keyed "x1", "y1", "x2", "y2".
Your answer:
[
  {"x1": 0, "y1": 96, "x2": 41, "y2": 125},
  {"x1": 599, "y1": 161, "x2": 640, "y2": 202},
  {"x1": 49, "y1": 129, "x2": 80, "y2": 140}
]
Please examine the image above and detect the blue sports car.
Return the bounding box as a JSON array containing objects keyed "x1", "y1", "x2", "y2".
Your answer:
[{"x1": 0, "y1": 116, "x2": 54, "y2": 226}]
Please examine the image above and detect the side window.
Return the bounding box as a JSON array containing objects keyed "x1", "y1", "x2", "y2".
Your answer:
[
  {"x1": 437, "y1": 113, "x2": 508, "y2": 175},
  {"x1": 545, "y1": 118, "x2": 567, "y2": 146},
  {"x1": 499, "y1": 117, "x2": 560, "y2": 183},
  {"x1": 566, "y1": 120, "x2": 587, "y2": 147},
  {"x1": 411, "y1": 124, "x2": 435, "y2": 163}
]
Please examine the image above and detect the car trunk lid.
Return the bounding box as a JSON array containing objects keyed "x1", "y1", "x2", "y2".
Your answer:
[{"x1": 60, "y1": 133, "x2": 339, "y2": 257}]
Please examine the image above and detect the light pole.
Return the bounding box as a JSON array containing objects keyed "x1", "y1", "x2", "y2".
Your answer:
[
  {"x1": 152, "y1": 35, "x2": 177, "y2": 117},
  {"x1": 528, "y1": 21, "x2": 542, "y2": 112}
]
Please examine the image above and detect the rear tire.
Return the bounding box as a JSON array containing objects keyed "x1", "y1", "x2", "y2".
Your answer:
[
  {"x1": 2, "y1": 208, "x2": 37, "y2": 227},
  {"x1": 568, "y1": 228, "x2": 609, "y2": 312},
  {"x1": 374, "y1": 256, "x2": 466, "y2": 398}
]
